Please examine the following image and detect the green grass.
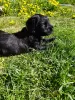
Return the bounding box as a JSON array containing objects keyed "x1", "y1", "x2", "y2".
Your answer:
[
  {"x1": 57, "y1": 0, "x2": 75, "y2": 4},
  {"x1": 0, "y1": 15, "x2": 75, "y2": 100}
]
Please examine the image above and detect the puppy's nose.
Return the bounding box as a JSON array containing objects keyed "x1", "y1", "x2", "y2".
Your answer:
[
  {"x1": 49, "y1": 25, "x2": 53, "y2": 29},
  {"x1": 51, "y1": 25, "x2": 53, "y2": 28},
  {"x1": 49, "y1": 25, "x2": 53, "y2": 30},
  {"x1": 49, "y1": 25, "x2": 53, "y2": 32}
]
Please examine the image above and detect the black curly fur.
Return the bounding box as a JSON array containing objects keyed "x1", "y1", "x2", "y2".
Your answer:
[{"x1": 0, "y1": 14, "x2": 55, "y2": 56}]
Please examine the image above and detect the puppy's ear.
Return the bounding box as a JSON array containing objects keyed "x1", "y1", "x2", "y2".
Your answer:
[{"x1": 26, "y1": 15, "x2": 40, "y2": 34}]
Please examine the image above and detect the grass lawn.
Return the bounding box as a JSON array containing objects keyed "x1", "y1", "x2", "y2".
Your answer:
[
  {"x1": 57, "y1": 0, "x2": 75, "y2": 4},
  {"x1": 0, "y1": 13, "x2": 75, "y2": 100}
]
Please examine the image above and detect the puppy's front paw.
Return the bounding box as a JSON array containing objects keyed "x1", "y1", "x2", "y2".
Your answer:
[
  {"x1": 35, "y1": 46, "x2": 46, "y2": 50},
  {"x1": 49, "y1": 37, "x2": 56, "y2": 42}
]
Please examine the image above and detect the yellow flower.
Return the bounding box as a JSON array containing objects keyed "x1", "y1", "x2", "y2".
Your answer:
[
  {"x1": 0, "y1": 0, "x2": 2, "y2": 2},
  {"x1": 72, "y1": 14, "x2": 75, "y2": 19},
  {"x1": 27, "y1": 15, "x2": 30, "y2": 18},
  {"x1": 23, "y1": 1, "x2": 26, "y2": 5},
  {"x1": 31, "y1": 11, "x2": 36, "y2": 15},
  {"x1": 4, "y1": 0, "x2": 6, "y2": 3},
  {"x1": 22, "y1": 5, "x2": 24, "y2": 8},
  {"x1": 40, "y1": 12, "x2": 45, "y2": 16},
  {"x1": 36, "y1": 6, "x2": 40, "y2": 10},
  {"x1": 9, "y1": 20, "x2": 15, "y2": 25},
  {"x1": 25, "y1": 12, "x2": 29, "y2": 15},
  {"x1": 48, "y1": 0, "x2": 59, "y2": 6},
  {"x1": 20, "y1": 9, "x2": 23, "y2": 13},
  {"x1": 22, "y1": 8, "x2": 27, "y2": 12},
  {"x1": 18, "y1": 12, "x2": 21, "y2": 16},
  {"x1": 46, "y1": 11, "x2": 54, "y2": 16},
  {"x1": 4, "y1": 4, "x2": 9, "y2": 8}
]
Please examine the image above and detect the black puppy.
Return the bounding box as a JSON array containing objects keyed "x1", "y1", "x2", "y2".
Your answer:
[{"x1": 0, "y1": 14, "x2": 55, "y2": 56}]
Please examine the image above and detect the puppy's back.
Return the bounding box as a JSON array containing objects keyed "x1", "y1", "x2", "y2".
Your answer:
[{"x1": 0, "y1": 30, "x2": 8, "y2": 34}]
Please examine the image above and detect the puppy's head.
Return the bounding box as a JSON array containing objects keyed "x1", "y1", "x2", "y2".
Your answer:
[{"x1": 26, "y1": 14, "x2": 53, "y2": 37}]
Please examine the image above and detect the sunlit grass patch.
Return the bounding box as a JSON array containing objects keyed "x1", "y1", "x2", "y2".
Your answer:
[
  {"x1": 0, "y1": 16, "x2": 25, "y2": 32},
  {"x1": 0, "y1": 57, "x2": 5, "y2": 74},
  {"x1": 0, "y1": 0, "x2": 75, "y2": 99},
  {"x1": 0, "y1": 16, "x2": 75, "y2": 99}
]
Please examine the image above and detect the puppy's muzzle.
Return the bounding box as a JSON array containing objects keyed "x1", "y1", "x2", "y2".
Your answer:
[{"x1": 48, "y1": 25, "x2": 53, "y2": 33}]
